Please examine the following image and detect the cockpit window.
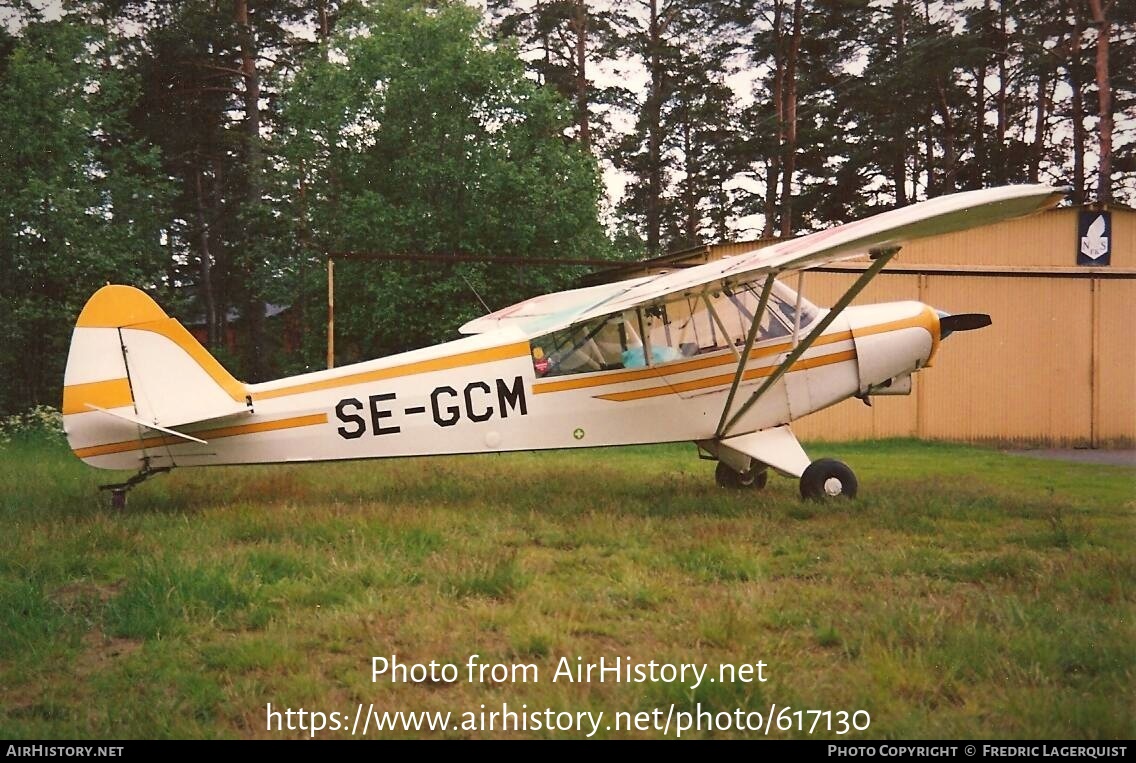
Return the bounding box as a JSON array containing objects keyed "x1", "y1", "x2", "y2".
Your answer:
[
  {"x1": 529, "y1": 277, "x2": 821, "y2": 377},
  {"x1": 531, "y1": 312, "x2": 641, "y2": 377}
]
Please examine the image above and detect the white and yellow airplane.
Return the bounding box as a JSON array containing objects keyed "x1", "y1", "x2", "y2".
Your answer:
[{"x1": 62, "y1": 185, "x2": 1065, "y2": 505}]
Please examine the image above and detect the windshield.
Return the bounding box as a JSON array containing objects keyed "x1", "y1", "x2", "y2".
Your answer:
[{"x1": 768, "y1": 278, "x2": 820, "y2": 331}]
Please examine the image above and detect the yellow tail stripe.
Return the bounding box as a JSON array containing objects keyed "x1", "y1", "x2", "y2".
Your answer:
[
  {"x1": 595, "y1": 349, "x2": 858, "y2": 402},
  {"x1": 251, "y1": 342, "x2": 533, "y2": 401},
  {"x1": 73, "y1": 413, "x2": 327, "y2": 459},
  {"x1": 129, "y1": 318, "x2": 249, "y2": 403},
  {"x1": 61, "y1": 378, "x2": 133, "y2": 416}
]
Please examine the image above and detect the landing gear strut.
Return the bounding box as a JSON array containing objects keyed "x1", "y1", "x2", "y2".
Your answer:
[
  {"x1": 703, "y1": 429, "x2": 858, "y2": 500},
  {"x1": 99, "y1": 462, "x2": 171, "y2": 508}
]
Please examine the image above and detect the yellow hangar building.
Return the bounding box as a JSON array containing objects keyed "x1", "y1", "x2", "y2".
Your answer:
[{"x1": 585, "y1": 202, "x2": 1134, "y2": 448}]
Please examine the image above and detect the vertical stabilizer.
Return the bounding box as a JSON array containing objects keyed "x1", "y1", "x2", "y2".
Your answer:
[{"x1": 62, "y1": 285, "x2": 251, "y2": 468}]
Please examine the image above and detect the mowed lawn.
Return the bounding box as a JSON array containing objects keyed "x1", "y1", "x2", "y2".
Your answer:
[{"x1": 1, "y1": 437, "x2": 1132, "y2": 739}]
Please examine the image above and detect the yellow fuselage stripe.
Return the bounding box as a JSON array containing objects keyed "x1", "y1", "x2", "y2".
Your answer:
[
  {"x1": 595, "y1": 349, "x2": 858, "y2": 402},
  {"x1": 73, "y1": 413, "x2": 328, "y2": 459},
  {"x1": 61, "y1": 378, "x2": 133, "y2": 415},
  {"x1": 533, "y1": 331, "x2": 855, "y2": 395},
  {"x1": 251, "y1": 342, "x2": 533, "y2": 401}
]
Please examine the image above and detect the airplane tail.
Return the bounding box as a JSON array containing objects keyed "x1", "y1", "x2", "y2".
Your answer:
[{"x1": 62, "y1": 285, "x2": 252, "y2": 467}]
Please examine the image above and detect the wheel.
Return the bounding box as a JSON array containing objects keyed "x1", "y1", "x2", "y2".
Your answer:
[
  {"x1": 799, "y1": 458, "x2": 857, "y2": 500},
  {"x1": 715, "y1": 461, "x2": 769, "y2": 490}
]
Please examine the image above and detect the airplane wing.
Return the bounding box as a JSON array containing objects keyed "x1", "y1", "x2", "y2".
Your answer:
[
  {"x1": 459, "y1": 277, "x2": 655, "y2": 335},
  {"x1": 468, "y1": 185, "x2": 1063, "y2": 341},
  {"x1": 561, "y1": 184, "x2": 1065, "y2": 331}
]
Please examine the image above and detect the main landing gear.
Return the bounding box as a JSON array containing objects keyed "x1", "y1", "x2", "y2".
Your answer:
[
  {"x1": 714, "y1": 457, "x2": 857, "y2": 500},
  {"x1": 798, "y1": 458, "x2": 857, "y2": 500},
  {"x1": 715, "y1": 460, "x2": 769, "y2": 490}
]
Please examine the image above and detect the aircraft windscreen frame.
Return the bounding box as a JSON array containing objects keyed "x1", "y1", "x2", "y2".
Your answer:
[{"x1": 530, "y1": 278, "x2": 820, "y2": 378}]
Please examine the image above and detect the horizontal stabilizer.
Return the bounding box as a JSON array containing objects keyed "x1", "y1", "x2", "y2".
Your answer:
[{"x1": 84, "y1": 404, "x2": 208, "y2": 445}]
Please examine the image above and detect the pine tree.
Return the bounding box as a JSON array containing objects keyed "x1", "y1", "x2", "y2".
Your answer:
[
  {"x1": 0, "y1": 17, "x2": 171, "y2": 413},
  {"x1": 487, "y1": 0, "x2": 627, "y2": 148}
]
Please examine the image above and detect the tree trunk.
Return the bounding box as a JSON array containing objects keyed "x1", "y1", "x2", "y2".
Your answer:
[
  {"x1": 779, "y1": 0, "x2": 801, "y2": 237},
  {"x1": 683, "y1": 118, "x2": 697, "y2": 246},
  {"x1": 194, "y1": 168, "x2": 218, "y2": 350},
  {"x1": 573, "y1": 0, "x2": 590, "y2": 147},
  {"x1": 994, "y1": 0, "x2": 1008, "y2": 184},
  {"x1": 893, "y1": 0, "x2": 908, "y2": 205},
  {"x1": 646, "y1": 0, "x2": 663, "y2": 255},
  {"x1": 236, "y1": 0, "x2": 265, "y2": 379},
  {"x1": 236, "y1": 0, "x2": 261, "y2": 200},
  {"x1": 974, "y1": 0, "x2": 991, "y2": 185},
  {"x1": 539, "y1": 0, "x2": 550, "y2": 86},
  {"x1": 924, "y1": 110, "x2": 935, "y2": 197},
  {"x1": 1067, "y1": 0, "x2": 1086, "y2": 204},
  {"x1": 1086, "y1": 0, "x2": 1111, "y2": 202},
  {"x1": 762, "y1": 1, "x2": 785, "y2": 238},
  {"x1": 1029, "y1": 60, "x2": 1052, "y2": 183},
  {"x1": 936, "y1": 78, "x2": 957, "y2": 192}
]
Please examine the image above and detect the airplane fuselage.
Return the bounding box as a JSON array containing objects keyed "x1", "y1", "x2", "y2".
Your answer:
[{"x1": 68, "y1": 300, "x2": 938, "y2": 472}]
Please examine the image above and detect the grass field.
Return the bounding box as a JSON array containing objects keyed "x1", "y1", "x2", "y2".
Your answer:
[{"x1": 1, "y1": 436, "x2": 1133, "y2": 739}]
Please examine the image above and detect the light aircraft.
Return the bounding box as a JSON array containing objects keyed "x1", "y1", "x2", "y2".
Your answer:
[{"x1": 62, "y1": 185, "x2": 1065, "y2": 506}]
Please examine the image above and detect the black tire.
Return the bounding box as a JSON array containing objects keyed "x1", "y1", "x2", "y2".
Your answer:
[
  {"x1": 715, "y1": 461, "x2": 769, "y2": 490},
  {"x1": 799, "y1": 458, "x2": 857, "y2": 500}
]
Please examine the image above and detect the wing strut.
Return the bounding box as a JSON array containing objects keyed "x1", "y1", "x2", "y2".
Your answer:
[
  {"x1": 713, "y1": 274, "x2": 777, "y2": 437},
  {"x1": 717, "y1": 247, "x2": 899, "y2": 439},
  {"x1": 791, "y1": 271, "x2": 806, "y2": 347},
  {"x1": 702, "y1": 293, "x2": 741, "y2": 360}
]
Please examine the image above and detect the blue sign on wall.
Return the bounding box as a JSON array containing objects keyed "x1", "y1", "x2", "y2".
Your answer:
[{"x1": 1078, "y1": 210, "x2": 1111, "y2": 266}]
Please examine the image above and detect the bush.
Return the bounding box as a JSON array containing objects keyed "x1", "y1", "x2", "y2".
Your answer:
[{"x1": 0, "y1": 405, "x2": 66, "y2": 446}]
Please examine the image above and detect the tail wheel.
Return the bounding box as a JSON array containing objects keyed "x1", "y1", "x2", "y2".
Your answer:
[
  {"x1": 799, "y1": 458, "x2": 857, "y2": 500},
  {"x1": 715, "y1": 461, "x2": 769, "y2": 490}
]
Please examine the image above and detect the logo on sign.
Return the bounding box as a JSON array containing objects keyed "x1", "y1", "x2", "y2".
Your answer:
[
  {"x1": 1077, "y1": 211, "x2": 1111, "y2": 266},
  {"x1": 1080, "y1": 215, "x2": 1109, "y2": 260}
]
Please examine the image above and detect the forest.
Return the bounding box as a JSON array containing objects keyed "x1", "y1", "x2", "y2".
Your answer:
[{"x1": 0, "y1": 0, "x2": 1130, "y2": 415}]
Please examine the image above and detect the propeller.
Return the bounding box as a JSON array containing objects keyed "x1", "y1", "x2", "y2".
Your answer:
[{"x1": 937, "y1": 312, "x2": 992, "y2": 340}]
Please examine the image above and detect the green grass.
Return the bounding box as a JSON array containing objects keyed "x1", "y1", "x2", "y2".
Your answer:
[{"x1": 0, "y1": 436, "x2": 1132, "y2": 739}]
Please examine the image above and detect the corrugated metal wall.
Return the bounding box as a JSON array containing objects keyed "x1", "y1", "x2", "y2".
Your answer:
[
  {"x1": 794, "y1": 206, "x2": 1134, "y2": 446},
  {"x1": 1098, "y1": 279, "x2": 1136, "y2": 443},
  {"x1": 613, "y1": 205, "x2": 1136, "y2": 446},
  {"x1": 790, "y1": 270, "x2": 1130, "y2": 445}
]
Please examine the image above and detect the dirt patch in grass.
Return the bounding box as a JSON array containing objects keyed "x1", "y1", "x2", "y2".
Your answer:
[
  {"x1": 50, "y1": 579, "x2": 125, "y2": 607},
  {"x1": 75, "y1": 629, "x2": 143, "y2": 675}
]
